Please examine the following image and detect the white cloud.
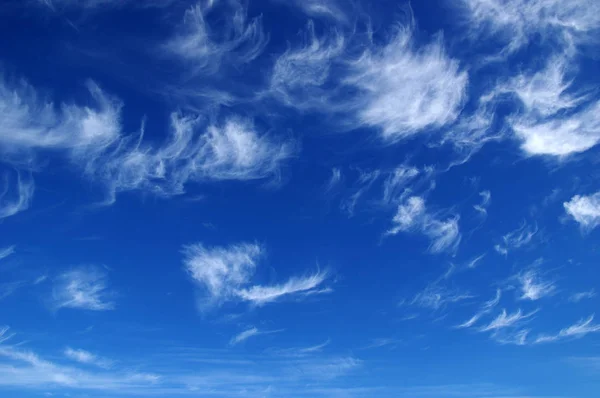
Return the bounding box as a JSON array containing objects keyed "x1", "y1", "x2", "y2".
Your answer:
[
  {"x1": 569, "y1": 290, "x2": 596, "y2": 302},
  {"x1": 274, "y1": 340, "x2": 331, "y2": 357},
  {"x1": 517, "y1": 269, "x2": 556, "y2": 301},
  {"x1": 229, "y1": 327, "x2": 283, "y2": 346},
  {"x1": 0, "y1": 76, "x2": 295, "y2": 204},
  {"x1": 340, "y1": 169, "x2": 380, "y2": 216},
  {"x1": 0, "y1": 246, "x2": 15, "y2": 261},
  {"x1": 163, "y1": 0, "x2": 267, "y2": 76},
  {"x1": 473, "y1": 190, "x2": 491, "y2": 216},
  {"x1": 0, "y1": 344, "x2": 160, "y2": 392},
  {"x1": 0, "y1": 172, "x2": 34, "y2": 220},
  {"x1": 564, "y1": 192, "x2": 600, "y2": 231},
  {"x1": 64, "y1": 348, "x2": 112, "y2": 369},
  {"x1": 388, "y1": 196, "x2": 461, "y2": 254},
  {"x1": 410, "y1": 282, "x2": 472, "y2": 311},
  {"x1": 229, "y1": 327, "x2": 259, "y2": 346},
  {"x1": 479, "y1": 309, "x2": 537, "y2": 332},
  {"x1": 235, "y1": 271, "x2": 329, "y2": 306},
  {"x1": 381, "y1": 166, "x2": 420, "y2": 206},
  {"x1": 325, "y1": 167, "x2": 342, "y2": 192},
  {"x1": 269, "y1": 22, "x2": 468, "y2": 142},
  {"x1": 535, "y1": 314, "x2": 600, "y2": 343},
  {"x1": 276, "y1": 0, "x2": 350, "y2": 22},
  {"x1": 269, "y1": 21, "x2": 345, "y2": 111},
  {"x1": 481, "y1": 54, "x2": 600, "y2": 157},
  {"x1": 52, "y1": 266, "x2": 115, "y2": 311},
  {"x1": 183, "y1": 243, "x2": 330, "y2": 309},
  {"x1": 494, "y1": 221, "x2": 538, "y2": 255},
  {"x1": 459, "y1": 0, "x2": 600, "y2": 52},
  {"x1": 183, "y1": 242, "x2": 262, "y2": 307},
  {"x1": 466, "y1": 253, "x2": 486, "y2": 269},
  {"x1": 456, "y1": 289, "x2": 501, "y2": 328},
  {"x1": 346, "y1": 29, "x2": 468, "y2": 141}
]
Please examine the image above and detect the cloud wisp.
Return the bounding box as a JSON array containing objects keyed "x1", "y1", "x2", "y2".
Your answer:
[
  {"x1": 0, "y1": 246, "x2": 15, "y2": 261},
  {"x1": 456, "y1": 289, "x2": 501, "y2": 329},
  {"x1": 183, "y1": 242, "x2": 330, "y2": 310},
  {"x1": 387, "y1": 196, "x2": 461, "y2": 254},
  {"x1": 64, "y1": 348, "x2": 112, "y2": 369},
  {"x1": 535, "y1": 314, "x2": 600, "y2": 343},
  {"x1": 51, "y1": 266, "x2": 115, "y2": 311},
  {"x1": 494, "y1": 221, "x2": 538, "y2": 255},
  {"x1": 516, "y1": 269, "x2": 556, "y2": 301},
  {"x1": 0, "y1": 76, "x2": 296, "y2": 204},
  {"x1": 0, "y1": 172, "x2": 34, "y2": 220},
  {"x1": 229, "y1": 327, "x2": 283, "y2": 346},
  {"x1": 163, "y1": 0, "x2": 267, "y2": 77}
]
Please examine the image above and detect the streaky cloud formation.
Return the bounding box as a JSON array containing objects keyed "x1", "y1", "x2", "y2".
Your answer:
[
  {"x1": 456, "y1": 289, "x2": 501, "y2": 328},
  {"x1": 64, "y1": 348, "x2": 112, "y2": 369},
  {"x1": 516, "y1": 269, "x2": 556, "y2": 301},
  {"x1": 564, "y1": 192, "x2": 600, "y2": 231},
  {"x1": 235, "y1": 270, "x2": 329, "y2": 306},
  {"x1": 388, "y1": 196, "x2": 461, "y2": 254},
  {"x1": 0, "y1": 76, "x2": 295, "y2": 204},
  {"x1": 0, "y1": 245, "x2": 15, "y2": 261},
  {"x1": 479, "y1": 308, "x2": 537, "y2": 332},
  {"x1": 183, "y1": 242, "x2": 329, "y2": 309},
  {"x1": 52, "y1": 266, "x2": 115, "y2": 311},
  {"x1": 459, "y1": 0, "x2": 600, "y2": 53},
  {"x1": 229, "y1": 327, "x2": 283, "y2": 346},
  {"x1": 0, "y1": 171, "x2": 34, "y2": 220},
  {"x1": 473, "y1": 190, "x2": 491, "y2": 217},
  {"x1": 164, "y1": 0, "x2": 267, "y2": 77},
  {"x1": 569, "y1": 290, "x2": 596, "y2": 303},
  {"x1": 269, "y1": 19, "x2": 468, "y2": 143},
  {"x1": 494, "y1": 221, "x2": 538, "y2": 255},
  {"x1": 535, "y1": 314, "x2": 600, "y2": 343}
]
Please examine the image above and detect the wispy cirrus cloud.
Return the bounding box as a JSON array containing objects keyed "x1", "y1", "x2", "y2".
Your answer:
[
  {"x1": 494, "y1": 221, "x2": 538, "y2": 255},
  {"x1": 516, "y1": 269, "x2": 556, "y2": 301},
  {"x1": 0, "y1": 246, "x2": 15, "y2": 261},
  {"x1": 387, "y1": 196, "x2": 461, "y2": 254},
  {"x1": 473, "y1": 190, "x2": 491, "y2": 217},
  {"x1": 569, "y1": 290, "x2": 596, "y2": 303},
  {"x1": 0, "y1": 76, "x2": 296, "y2": 204},
  {"x1": 163, "y1": 0, "x2": 267, "y2": 77},
  {"x1": 456, "y1": 289, "x2": 501, "y2": 329},
  {"x1": 458, "y1": 0, "x2": 600, "y2": 53},
  {"x1": 535, "y1": 314, "x2": 600, "y2": 343},
  {"x1": 229, "y1": 327, "x2": 283, "y2": 346},
  {"x1": 564, "y1": 192, "x2": 600, "y2": 231},
  {"x1": 183, "y1": 242, "x2": 330, "y2": 310},
  {"x1": 268, "y1": 19, "x2": 468, "y2": 143},
  {"x1": 64, "y1": 348, "x2": 112, "y2": 369},
  {"x1": 0, "y1": 172, "x2": 34, "y2": 220},
  {"x1": 52, "y1": 266, "x2": 115, "y2": 311},
  {"x1": 478, "y1": 308, "x2": 538, "y2": 332}
]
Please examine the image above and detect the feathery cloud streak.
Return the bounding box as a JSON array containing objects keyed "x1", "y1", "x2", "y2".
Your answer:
[
  {"x1": 388, "y1": 196, "x2": 461, "y2": 254},
  {"x1": 183, "y1": 242, "x2": 329, "y2": 309},
  {"x1": 52, "y1": 266, "x2": 115, "y2": 311}
]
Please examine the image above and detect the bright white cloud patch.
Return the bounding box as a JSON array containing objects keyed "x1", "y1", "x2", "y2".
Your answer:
[
  {"x1": 564, "y1": 192, "x2": 600, "y2": 231},
  {"x1": 517, "y1": 269, "x2": 556, "y2": 301},
  {"x1": 347, "y1": 29, "x2": 468, "y2": 141},
  {"x1": 388, "y1": 196, "x2": 461, "y2": 254},
  {"x1": 52, "y1": 266, "x2": 115, "y2": 311},
  {"x1": 183, "y1": 243, "x2": 329, "y2": 309}
]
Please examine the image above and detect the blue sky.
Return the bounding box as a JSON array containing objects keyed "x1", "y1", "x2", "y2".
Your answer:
[{"x1": 1, "y1": 0, "x2": 600, "y2": 397}]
